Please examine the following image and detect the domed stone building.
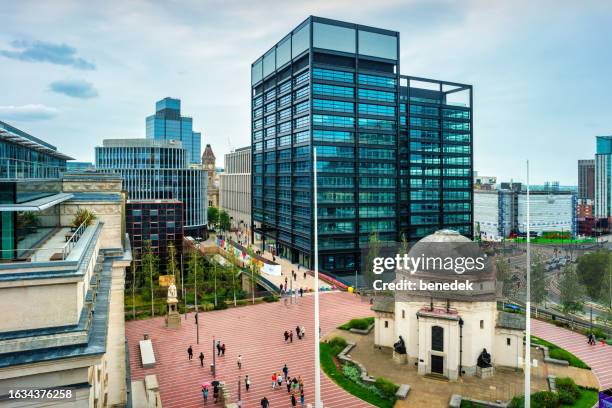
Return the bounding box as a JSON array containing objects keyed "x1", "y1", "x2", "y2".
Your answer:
[{"x1": 372, "y1": 229, "x2": 525, "y2": 380}]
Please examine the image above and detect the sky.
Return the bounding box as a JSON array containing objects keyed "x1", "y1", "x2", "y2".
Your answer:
[{"x1": 0, "y1": 0, "x2": 611, "y2": 185}]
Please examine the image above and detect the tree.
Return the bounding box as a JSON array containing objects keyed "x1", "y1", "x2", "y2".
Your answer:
[
  {"x1": 496, "y1": 256, "x2": 514, "y2": 298},
  {"x1": 364, "y1": 232, "x2": 381, "y2": 287},
  {"x1": 167, "y1": 241, "x2": 179, "y2": 289},
  {"x1": 576, "y1": 251, "x2": 608, "y2": 301},
  {"x1": 558, "y1": 264, "x2": 585, "y2": 314},
  {"x1": 219, "y1": 210, "x2": 231, "y2": 232},
  {"x1": 208, "y1": 206, "x2": 219, "y2": 229},
  {"x1": 141, "y1": 240, "x2": 159, "y2": 316},
  {"x1": 530, "y1": 251, "x2": 547, "y2": 308}
]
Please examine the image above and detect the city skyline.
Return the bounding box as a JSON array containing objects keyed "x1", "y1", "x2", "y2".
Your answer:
[{"x1": 1, "y1": 0, "x2": 611, "y2": 184}]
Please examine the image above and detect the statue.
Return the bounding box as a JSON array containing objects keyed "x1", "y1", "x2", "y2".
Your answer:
[
  {"x1": 393, "y1": 336, "x2": 407, "y2": 354},
  {"x1": 477, "y1": 348, "x2": 492, "y2": 368},
  {"x1": 167, "y1": 283, "x2": 177, "y2": 300}
]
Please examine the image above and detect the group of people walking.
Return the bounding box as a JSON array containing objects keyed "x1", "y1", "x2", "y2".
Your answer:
[
  {"x1": 587, "y1": 332, "x2": 605, "y2": 346},
  {"x1": 284, "y1": 326, "x2": 305, "y2": 343},
  {"x1": 269, "y1": 364, "x2": 306, "y2": 407}
]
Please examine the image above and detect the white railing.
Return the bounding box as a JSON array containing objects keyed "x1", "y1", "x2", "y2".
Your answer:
[{"x1": 62, "y1": 216, "x2": 91, "y2": 260}]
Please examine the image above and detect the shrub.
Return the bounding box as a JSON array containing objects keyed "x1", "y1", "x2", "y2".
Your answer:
[
  {"x1": 531, "y1": 391, "x2": 559, "y2": 408},
  {"x1": 374, "y1": 377, "x2": 399, "y2": 399},
  {"x1": 328, "y1": 336, "x2": 348, "y2": 356},
  {"x1": 71, "y1": 208, "x2": 96, "y2": 228},
  {"x1": 591, "y1": 327, "x2": 606, "y2": 340},
  {"x1": 262, "y1": 295, "x2": 279, "y2": 302},
  {"x1": 339, "y1": 317, "x2": 375, "y2": 330},
  {"x1": 342, "y1": 363, "x2": 361, "y2": 383},
  {"x1": 555, "y1": 377, "x2": 579, "y2": 404},
  {"x1": 213, "y1": 298, "x2": 228, "y2": 310}
]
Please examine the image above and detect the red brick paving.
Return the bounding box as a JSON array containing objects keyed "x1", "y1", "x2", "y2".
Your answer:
[
  {"x1": 532, "y1": 318, "x2": 612, "y2": 389},
  {"x1": 127, "y1": 292, "x2": 375, "y2": 407}
]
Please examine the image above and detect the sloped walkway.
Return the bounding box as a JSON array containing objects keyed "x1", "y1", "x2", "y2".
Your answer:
[
  {"x1": 126, "y1": 292, "x2": 375, "y2": 408},
  {"x1": 532, "y1": 319, "x2": 612, "y2": 389}
]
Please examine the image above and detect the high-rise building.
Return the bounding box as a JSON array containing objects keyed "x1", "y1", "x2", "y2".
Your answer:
[
  {"x1": 146, "y1": 97, "x2": 202, "y2": 165},
  {"x1": 250, "y1": 16, "x2": 473, "y2": 274},
  {"x1": 578, "y1": 159, "x2": 594, "y2": 200},
  {"x1": 595, "y1": 136, "x2": 612, "y2": 218},
  {"x1": 95, "y1": 138, "x2": 207, "y2": 236},
  {"x1": 474, "y1": 184, "x2": 576, "y2": 240},
  {"x1": 220, "y1": 146, "x2": 251, "y2": 242},
  {"x1": 0, "y1": 121, "x2": 131, "y2": 406}
]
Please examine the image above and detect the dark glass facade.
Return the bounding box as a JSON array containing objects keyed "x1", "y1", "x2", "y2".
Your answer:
[
  {"x1": 251, "y1": 17, "x2": 473, "y2": 275},
  {"x1": 126, "y1": 200, "x2": 184, "y2": 271}
]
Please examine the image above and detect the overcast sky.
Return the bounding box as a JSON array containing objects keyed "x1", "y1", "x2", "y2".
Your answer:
[{"x1": 1, "y1": 0, "x2": 611, "y2": 184}]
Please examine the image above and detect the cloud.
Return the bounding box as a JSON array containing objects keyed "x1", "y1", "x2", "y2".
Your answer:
[
  {"x1": 0, "y1": 40, "x2": 95, "y2": 70},
  {"x1": 0, "y1": 104, "x2": 59, "y2": 121},
  {"x1": 49, "y1": 79, "x2": 98, "y2": 99}
]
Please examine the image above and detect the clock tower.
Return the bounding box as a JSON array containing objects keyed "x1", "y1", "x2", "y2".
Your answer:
[{"x1": 202, "y1": 144, "x2": 219, "y2": 208}]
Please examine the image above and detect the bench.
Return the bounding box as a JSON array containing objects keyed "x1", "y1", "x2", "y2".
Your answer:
[
  {"x1": 139, "y1": 339, "x2": 156, "y2": 368},
  {"x1": 395, "y1": 384, "x2": 411, "y2": 399}
]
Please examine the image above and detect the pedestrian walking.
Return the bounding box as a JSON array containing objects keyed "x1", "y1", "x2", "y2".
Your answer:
[
  {"x1": 285, "y1": 277, "x2": 288, "y2": 287},
  {"x1": 289, "y1": 331, "x2": 293, "y2": 343},
  {"x1": 261, "y1": 396, "x2": 270, "y2": 408},
  {"x1": 291, "y1": 393, "x2": 297, "y2": 407},
  {"x1": 298, "y1": 376, "x2": 303, "y2": 391},
  {"x1": 220, "y1": 343, "x2": 226, "y2": 356},
  {"x1": 202, "y1": 386, "x2": 208, "y2": 403},
  {"x1": 303, "y1": 271, "x2": 306, "y2": 280},
  {"x1": 284, "y1": 331, "x2": 289, "y2": 342},
  {"x1": 299, "y1": 287, "x2": 303, "y2": 297},
  {"x1": 188, "y1": 345, "x2": 193, "y2": 360},
  {"x1": 296, "y1": 326, "x2": 301, "y2": 339},
  {"x1": 216, "y1": 341, "x2": 221, "y2": 356},
  {"x1": 237, "y1": 354, "x2": 242, "y2": 369},
  {"x1": 282, "y1": 364, "x2": 288, "y2": 378},
  {"x1": 300, "y1": 389, "x2": 305, "y2": 407},
  {"x1": 272, "y1": 373, "x2": 277, "y2": 389},
  {"x1": 245, "y1": 375, "x2": 251, "y2": 391},
  {"x1": 300, "y1": 326, "x2": 305, "y2": 339},
  {"x1": 286, "y1": 378, "x2": 291, "y2": 393},
  {"x1": 277, "y1": 373, "x2": 283, "y2": 388},
  {"x1": 213, "y1": 384, "x2": 219, "y2": 403},
  {"x1": 199, "y1": 352, "x2": 205, "y2": 367}
]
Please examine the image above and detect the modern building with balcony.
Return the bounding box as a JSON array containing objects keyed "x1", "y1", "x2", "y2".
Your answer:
[
  {"x1": 219, "y1": 146, "x2": 251, "y2": 242},
  {"x1": 0, "y1": 122, "x2": 131, "y2": 407},
  {"x1": 146, "y1": 97, "x2": 202, "y2": 165},
  {"x1": 95, "y1": 138, "x2": 207, "y2": 237},
  {"x1": 250, "y1": 16, "x2": 473, "y2": 274}
]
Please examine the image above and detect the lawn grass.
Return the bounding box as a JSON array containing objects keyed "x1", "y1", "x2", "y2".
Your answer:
[
  {"x1": 531, "y1": 336, "x2": 590, "y2": 369},
  {"x1": 338, "y1": 317, "x2": 375, "y2": 331},
  {"x1": 320, "y1": 342, "x2": 395, "y2": 408},
  {"x1": 511, "y1": 237, "x2": 595, "y2": 245}
]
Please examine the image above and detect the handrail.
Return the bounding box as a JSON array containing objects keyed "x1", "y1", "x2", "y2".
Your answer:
[{"x1": 62, "y1": 215, "x2": 90, "y2": 260}]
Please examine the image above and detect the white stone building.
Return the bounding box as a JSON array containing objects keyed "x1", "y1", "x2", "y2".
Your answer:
[
  {"x1": 0, "y1": 173, "x2": 131, "y2": 407},
  {"x1": 372, "y1": 230, "x2": 525, "y2": 380}
]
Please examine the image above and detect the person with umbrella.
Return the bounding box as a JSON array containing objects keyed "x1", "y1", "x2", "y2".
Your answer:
[
  {"x1": 212, "y1": 380, "x2": 220, "y2": 403},
  {"x1": 201, "y1": 382, "x2": 210, "y2": 403}
]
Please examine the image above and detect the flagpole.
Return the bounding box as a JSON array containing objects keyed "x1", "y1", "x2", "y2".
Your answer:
[
  {"x1": 525, "y1": 159, "x2": 531, "y2": 408},
  {"x1": 313, "y1": 147, "x2": 322, "y2": 408}
]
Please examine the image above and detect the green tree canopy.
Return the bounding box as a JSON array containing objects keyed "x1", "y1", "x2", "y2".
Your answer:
[
  {"x1": 576, "y1": 250, "x2": 609, "y2": 301},
  {"x1": 208, "y1": 206, "x2": 219, "y2": 228},
  {"x1": 530, "y1": 252, "x2": 547, "y2": 305},
  {"x1": 219, "y1": 210, "x2": 231, "y2": 232},
  {"x1": 558, "y1": 264, "x2": 585, "y2": 314}
]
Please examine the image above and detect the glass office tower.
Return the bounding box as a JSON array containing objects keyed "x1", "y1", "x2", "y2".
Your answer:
[
  {"x1": 95, "y1": 139, "x2": 207, "y2": 236},
  {"x1": 146, "y1": 97, "x2": 202, "y2": 165},
  {"x1": 251, "y1": 16, "x2": 473, "y2": 275}
]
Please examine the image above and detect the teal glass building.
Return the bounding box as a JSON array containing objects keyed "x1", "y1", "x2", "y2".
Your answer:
[
  {"x1": 251, "y1": 16, "x2": 473, "y2": 275},
  {"x1": 146, "y1": 97, "x2": 202, "y2": 165}
]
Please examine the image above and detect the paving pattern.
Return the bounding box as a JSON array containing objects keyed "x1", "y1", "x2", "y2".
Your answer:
[
  {"x1": 127, "y1": 291, "x2": 375, "y2": 408},
  {"x1": 532, "y1": 318, "x2": 612, "y2": 389}
]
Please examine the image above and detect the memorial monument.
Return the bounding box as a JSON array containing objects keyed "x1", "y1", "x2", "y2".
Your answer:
[{"x1": 166, "y1": 283, "x2": 181, "y2": 328}]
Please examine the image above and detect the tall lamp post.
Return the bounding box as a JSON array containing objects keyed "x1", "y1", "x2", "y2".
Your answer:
[
  {"x1": 525, "y1": 160, "x2": 532, "y2": 408},
  {"x1": 313, "y1": 147, "x2": 322, "y2": 408}
]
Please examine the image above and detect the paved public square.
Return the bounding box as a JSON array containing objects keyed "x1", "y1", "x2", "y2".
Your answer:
[{"x1": 126, "y1": 291, "x2": 374, "y2": 408}]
